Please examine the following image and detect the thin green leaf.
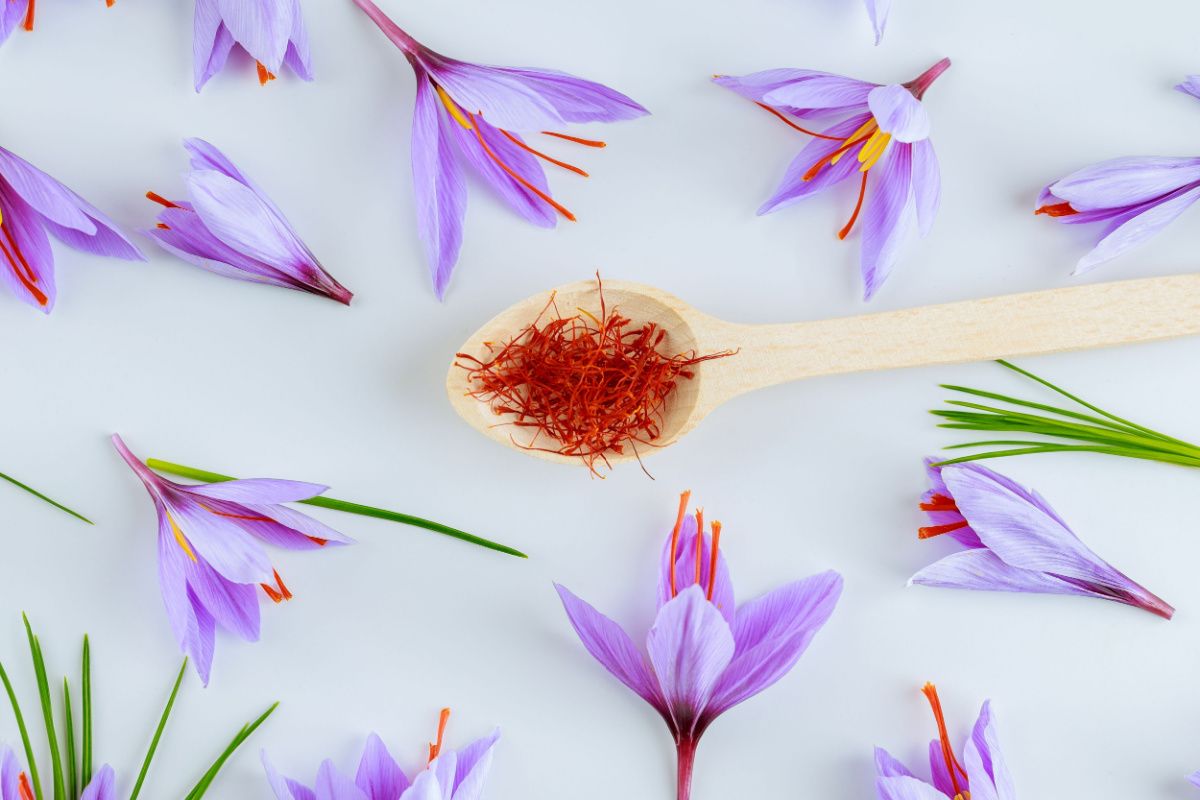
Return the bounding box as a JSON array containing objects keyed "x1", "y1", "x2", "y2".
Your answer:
[
  {"x1": 939, "y1": 384, "x2": 1151, "y2": 436},
  {"x1": 63, "y1": 679, "x2": 77, "y2": 800},
  {"x1": 81, "y1": 637, "x2": 92, "y2": 789},
  {"x1": 145, "y1": 459, "x2": 528, "y2": 559},
  {"x1": 24, "y1": 615, "x2": 65, "y2": 800},
  {"x1": 181, "y1": 702, "x2": 279, "y2": 800},
  {"x1": 0, "y1": 470, "x2": 92, "y2": 524},
  {"x1": 0, "y1": 657, "x2": 42, "y2": 800},
  {"x1": 129, "y1": 659, "x2": 188, "y2": 800},
  {"x1": 934, "y1": 444, "x2": 1200, "y2": 468}
]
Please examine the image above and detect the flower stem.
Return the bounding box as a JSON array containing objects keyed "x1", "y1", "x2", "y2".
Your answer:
[
  {"x1": 676, "y1": 737, "x2": 698, "y2": 800},
  {"x1": 350, "y1": 0, "x2": 422, "y2": 55},
  {"x1": 145, "y1": 459, "x2": 528, "y2": 559},
  {"x1": 907, "y1": 57, "x2": 952, "y2": 99}
]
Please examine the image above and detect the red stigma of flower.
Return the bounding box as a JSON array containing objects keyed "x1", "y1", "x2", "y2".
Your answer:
[
  {"x1": 918, "y1": 493, "x2": 970, "y2": 539},
  {"x1": 18, "y1": 774, "x2": 33, "y2": 800},
  {"x1": 542, "y1": 131, "x2": 606, "y2": 148},
  {"x1": 0, "y1": 221, "x2": 48, "y2": 307},
  {"x1": 427, "y1": 707, "x2": 451, "y2": 763},
  {"x1": 22, "y1": 0, "x2": 34, "y2": 32},
  {"x1": 693, "y1": 509, "x2": 705, "y2": 586},
  {"x1": 1035, "y1": 202, "x2": 1078, "y2": 217},
  {"x1": 922, "y1": 683, "x2": 970, "y2": 800},
  {"x1": 706, "y1": 521, "x2": 723, "y2": 601},
  {"x1": 839, "y1": 172, "x2": 869, "y2": 240},
  {"x1": 146, "y1": 191, "x2": 180, "y2": 209},
  {"x1": 754, "y1": 103, "x2": 842, "y2": 140},
  {"x1": 256, "y1": 62, "x2": 277, "y2": 85},
  {"x1": 260, "y1": 569, "x2": 293, "y2": 603},
  {"x1": 668, "y1": 491, "x2": 691, "y2": 598},
  {"x1": 469, "y1": 113, "x2": 576, "y2": 222}
]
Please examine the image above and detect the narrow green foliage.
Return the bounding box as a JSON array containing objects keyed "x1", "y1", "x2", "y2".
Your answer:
[
  {"x1": 0, "y1": 657, "x2": 42, "y2": 800},
  {"x1": 81, "y1": 636, "x2": 92, "y2": 789},
  {"x1": 932, "y1": 360, "x2": 1200, "y2": 469},
  {"x1": 23, "y1": 615, "x2": 66, "y2": 800},
  {"x1": 63, "y1": 678, "x2": 78, "y2": 800},
  {"x1": 129, "y1": 659, "x2": 188, "y2": 800},
  {"x1": 145, "y1": 458, "x2": 528, "y2": 559},
  {"x1": 181, "y1": 702, "x2": 279, "y2": 800},
  {"x1": 0, "y1": 470, "x2": 92, "y2": 524}
]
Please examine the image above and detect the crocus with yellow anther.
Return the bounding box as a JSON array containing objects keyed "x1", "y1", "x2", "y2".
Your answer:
[
  {"x1": 715, "y1": 58, "x2": 949, "y2": 299},
  {"x1": 112, "y1": 434, "x2": 352, "y2": 685},
  {"x1": 555, "y1": 493, "x2": 842, "y2": 800},
  {"x1": 350, "y1": 0, "x2": 648, "y2": 299}
]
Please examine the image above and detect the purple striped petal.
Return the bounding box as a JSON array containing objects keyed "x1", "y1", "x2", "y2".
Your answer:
[
  {"x1": 861, "y1": 141, "x2": 915, "y2": 300},
  {"x1": 868, "y1": 85, "x2": 930, "y2": 143},
  {"x1": 186, "y1": 478, "x2": 327, "y2": 504},
  {"x1": 355, "y1": 735, "x2": 409, "y2": 799},
  {"x1": 0, "y1": 147, "x2": 97, "y2": 233},
  {"x1": 1075, "y1": 184, "x2": 1200, "y2": 275},
  {"x1": 80, "y1": 765, "x2": 115, "y2": 800},
  {"x1": 401, "y1": 768, "x2": 444, "y2": 800},
  {"x1": 284, "y1": 0, "x2": 313, "y2": 81},
  {"x1": 1048, "y1": 156, "x2": 1200, "y2": 211},
  {"x1": 448, "y1": 112, "x2": 556, "y2": 228},
  {"x1": 477, "y1": 67, "x2": 647, "y2": 123},
  {"x1": 315, "y1": 760, "x2": 369, "y2": 800},
  {"x1": 645, "y1": 587, "x2": 735, "y2": 730},
  {"x1": 412, "y1": 75, "x2": 468, "y2": 299},
  {"x1": 183, "y1": 548, "x2": 262, "y2": 642},
  {"x1": 425, "y1": 58, "x2": 568, "y2": 131},
  {"x1": 757, "y1": 72, "x2": 877, "y2": 115},
  {"x1": 865, "y1": 0, "x2": 892, "y2": 45},
  {"x1": 927, "y1": 741, "x2": 956, "y2": 796},
  {"x1": 216, "y1": 0, "x2": 294, "y2": 73},
  {"x1": 263, "y1": 752, "x2": 318, "y2": 800},
  {"x1": 1189, "y1": 771, "x2": 1200, "y2": 788},
  {"x1": 184, "y1": 584, "x2": 218, "y2": 685},
  {"x1": 167, "y1": 496, "x2": 274, "y2": 584},
  {"x1": 875, "y1": 776, "x2": 948, "y2": 800},
  {"x1": 194, "y1": 0, "x2": 235, "y2": 92},
  {"x1": 758, "y1": 112, "x2": 873, "y2": 214},
  {"x1": 911, "y1": 139, "x2": 940, "y2": 237},
  {"x1": 0, "y1": 2, "x2": 27, "y2": 46},
  {"x1": 658, "y1": 515, "x2": 735, "y2": 626},
  {"x1": 966, "y1": 701, "x2": 1015, "y2": 800},
  {"x1": 0, "y1": 747, "x2": 21, "y2": 800},
  {"x1": 1176, "y1": 75, "x2": 1200, "y2": 101},
  {"x1": 874, "y1": 747, "x2": 916, "y2": 780},
  {"x1": 0, "y1": 186, "x2": 56, "y2": 312},
  {"x1": 452, "y1": 730, "x2": 499, "y2": 800}
]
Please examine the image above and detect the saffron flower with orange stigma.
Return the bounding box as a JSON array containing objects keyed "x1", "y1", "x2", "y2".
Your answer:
[
  {"x1": 262, "y1": 709, "x2": 500, "y2": 800},
  {"x1": 715, "y1": 58, "x2": 949, "y2": 299},
  {"x1": 350, "y1": 0, "x2": 648, "y2": 299},
  {"x1": 112, "y1": 434, "x2": 353, "y2": 685},
  {"x1": 875, "y1": 684, "x2": 1015, "y2": 800},
  {"x1": 555, "y1": 493, "x2": 843, "y2": 800},
  {"x1": 910, "y1": 459, "x2": 1173, "y2": 619},
  {"x1": 144, "y1": 139, "x2": 353, "y2": 305},
  {"x1": 194, "y1": 0, "x2": 313, "y2": 92},
  {"x1": 0, "y1": 145, "x2": 144, "y2": 312},
  {"x1": 1, "y1": 748, "x2": 116, "y2": 800}
]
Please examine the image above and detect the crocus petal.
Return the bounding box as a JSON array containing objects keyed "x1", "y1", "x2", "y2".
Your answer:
[
  {"x1": 186, "y1": 170, "x2": 312, "y2": 271},
  {"x1": 429, "y1": 753, "x2": 457, "y2": 800},
  {"x1": 284, "y1": 0, "x2": 314, "y2": 81},
  {"x1": 554, "y1": 585, "x2": 665, "y2": 711},
  {"x1": 184, "y1": 552, "x2": 262, "y2": 642},
  {"x1": 398, "y1": 769, "x2": 443, "y2": 800},
  {"x1": 875, "y1": 776, "x2": 950, "y2": 800},
  {"x1": 1048, "y1": 156, "x2": 1200, "y2": 211},
  {"x1": 195, "y1": 14, "x2": 236, "y2": 92},
  {"x1": 239, "y1": 502, "x2": 356, "y2": 549},
  {"x1": 658, "y1": 515, "x2": 735, "y2": 626},
  {"x1": 186, "y1": 478, "x2": 328, "y2": 504},
  {"x1": 1176, "y1": 75, "x2": 1200, "y2": 101},
  {"x1": 0, "y1": 748, "x2": 20, "y2": 800},
  {"x1": 425, "y1": 59, "x2": 568, "y2": 131},
  {"x1": 478, "y1": 67, "x2": 647, "y2": 123},
  {"x1": 216, "y1": 0, "x2": 293, "y2": 72},
  {"x1": 184, "y1": 584, "x2": 218, "y2": 685},
  {"x1": 263, "y1": 752, "x2": 318, "y2": 800},
  {"x1": 645, "y1": 586, "x2": 735, "y2": 730},
  {"x1": 861, "y1": 141, "x2": 915, "y2": 300},
  {"x1": 865, "y1": 0, "x2": 892, "y2": 45},
  {"x1": 868, "y1": 85, "x2": 930, "y2": 143},
  {"x1": 965, "y1": 701, "x2": 1015, "y2": 800},
  {"x1": 911, "y1": 139, "x2": 940, "y2": 237},
  {"x1": 910, "y1": 547, "x2": 1101, "y2": 596},
  {"x1": 447, "y1": 113, "x2": 556, "y2": 228},
  {"x1": 757, "y1": 71, "x2": 878, "y2": 114},
  {"x1": 927, "y1": 741, "x2": 957, "y2": 797},
  {"x1": 168, "y1": 497, "x2": 274, "y2": 584},
  {"x1": 315, "y1": 760, "x2": 369, "y2": 800},
  {"x1": 80, "y1": 765, "x2": 115, "y2": 800},
  {"x1": 452, "y1": 729, "x2": 499, "y2": 800},
  {"x1": 1190, "y1": 771, "x2": 1200, "y2": 788},
  {"x1": 412, "y1": 75, "x2": 468, "y2": 299},
  {"x1": 1074, "y1": 184, "x2": 1200, "y2": 274},
  {"x1": 355, "y1": 734, "x2": 410, "y2": 800},
  {"x1": 41, "y1": 215, "x2": 145, "y2": 262},
  {"x1": 0, "y1": 2, "x2": 27, "y2": 46},
  {"x1": 707, "y1": 571, "x2": 843, "y2": 716},
  {"x1": 0, "y1": 147, "x2": 97, "y2": 234},
  {"x1": 874, "y1": 747, "x2": 917, "y2": 779},
  {"x1": 0, "y1": 186, "x2": 57, "y2": 312},
  {"x1": 758, "y1": 112, "x2": 874, "y2": 214}
]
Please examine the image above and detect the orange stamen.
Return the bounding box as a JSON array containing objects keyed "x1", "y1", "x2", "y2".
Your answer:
[
  {"x1": 22, "y1": 0, "x2": 34, "y2": 32},
  {"x1": 542, "y1": 131, "x2": 606, "y2": 148},
  {"x1": 922, "y1": 684, "x2": 969, "y2": 799},
  {"x1": 18, "y1": 774, "x2": 33, "y2": 800},
  {"x1": 919, "y1": 520, "x2": 970, "y2": 540},
  {"x1": 146, "y1": 191, "x2": 180, "y2": 209},
  {"x1": 472, "y1": 114, "x2": 576, "y2": 221},
  {"x1": 256, "y1": 62, "x2": 276, "y2": 85},
  {"x1": 669, "y1": 491, "x2": 691, "y2": 598},
  {"x1": 427, "y1": 707, "x2": 451, "y2": 763},
  {"x1": 260, "y1": 569, "x2": 292, "y2": 603},
  {"x1": 693, "y1": 509, "x2": 705, "y2": 587},
  {"x1": 501, "y1": 130, "x2": 588, "y2": 176},
  {"x1": 919, "y1": 493, "x2": 959, "y2": 513},
  {"x1": 706, "y1": 521, "x2": 722, "y2": 601},
  {"x1": 1035, "y1": 202, "x2": 1078, "y2": 217},
  {"x1": 838, "y1": 172, "x2": 869, "y2": 240},
  {"x1": 754, "y1": 103, "x2": 842, "y2": 140},
  {"x1": 0, "y1": 223, "x2": 48, "y2": 307}
]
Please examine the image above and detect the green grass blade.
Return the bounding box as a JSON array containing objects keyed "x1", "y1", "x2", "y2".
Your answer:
[
  {"x1": 0, "y1": 657, "x2": 42, "y2": 800},
  {"x1": 181, "y1": 702, "x2": 279, "y2": 800},
  {"x1": 24, "y1": 615, "x2": 65, "y2": 800},
  {"x1": 63, "y1": 679, "x2": 77, "y2": 800},
  {"x1": 129, "y1": 659, "x2": 188, "y2": 800},
  {"x1": 0, "y1": 470, "x2": 92, "y2": 524},
  {"x1": 81, "y1": 636, "x2": 91, "y2": 788},
  {"x1": 940, "y1": 384, "x2": 1151, "y2": 435},
  {"x1": 145, "y1": 459, "x2": 528, "y2": 559}
]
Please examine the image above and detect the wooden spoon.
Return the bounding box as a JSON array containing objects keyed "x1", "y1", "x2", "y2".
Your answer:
[{"x1": 447, "y1": 275, "x2": 1200, "y2": 466}]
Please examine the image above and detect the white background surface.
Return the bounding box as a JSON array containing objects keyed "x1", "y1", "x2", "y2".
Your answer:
[{"x1": 2, "y1": 0, "x2": 1200, "y2": 797}]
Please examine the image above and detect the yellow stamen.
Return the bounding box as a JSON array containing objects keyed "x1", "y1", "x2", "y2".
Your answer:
[
  {"x1": 435, "y1": 85, "x2": 474, "y2": 131},
  {"x1": 168, "y1": 514, "x2": 198, "y2": 562},
  {"x1": 858, "y1": 130, "x2": 892, "y2": 172},
  {"x1": 830, "y1": 119, "x2": 878, "y2": 166}
]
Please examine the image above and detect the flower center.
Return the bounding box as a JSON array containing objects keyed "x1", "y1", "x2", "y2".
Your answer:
[
  {"x1": 427, "y1": 707, "x2": 451, "y2": 763},
  {"x1": 667, "y1": 492, "x2": 724, "y2": 602},
  {"x1": 918, "y1": 493, "x2": 969, "y2": 539},
  {"x1": 794, "y1": 117, "x2": 890, "y2": 240},
  {"x1": 922, "y1": 683, "x2": 970, "y2": 800}
]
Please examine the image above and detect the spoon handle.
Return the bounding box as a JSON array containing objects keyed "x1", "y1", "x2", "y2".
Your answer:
[{"x1": 713, "y1": 273, "x2": 1200, "y2": 395}]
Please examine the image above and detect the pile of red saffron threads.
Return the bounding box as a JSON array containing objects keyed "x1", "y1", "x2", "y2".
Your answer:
[{"x1": 455, "y1": 278, "x2": 734, "y2": 477}]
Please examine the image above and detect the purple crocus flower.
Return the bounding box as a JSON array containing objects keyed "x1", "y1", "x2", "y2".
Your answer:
[
  {"x1": 911, "y1": 459, "x2": 1173, "y2": 619},
  {"x1": 80, "y1": 766, "x2": 117, "y2": 800},
  {"x1": 715, "y1": 58, "x2": 949, "y2": 300},
  {"x1": 351, "y1": 0, "x2": 648, "y2": 299},
  {"x1": 875, "y1": 684, "x2": 1015, "y2": 800},
  {"x1": 1176, "y1": 75, "x2": 1200, "y2": 101},
  {"x1": 555, "y1": 493, "x2": 843, "y2": 800},
  {"x1": 144, "y1": 138, "x2": 352, "y2": 305},
  {"x1": 0, "y1": 145, "x2": 144, "y2": 313},
  {"x1": 864, "y1": 0, "x2": 891, "y2": 44},
  {"x1": 194, "y1": 0, "x2": 313, "y2": 92},
  {"x1": 262, "y1": 710, "x2": 499, "y2": 800},
  {"x1": 112, "y1": 434, "x2": 353, "y2": 685}
]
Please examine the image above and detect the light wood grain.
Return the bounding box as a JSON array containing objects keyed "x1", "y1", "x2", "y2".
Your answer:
[{"x1": 447, "y1": 275, "x2": 1200, "y2": 465}]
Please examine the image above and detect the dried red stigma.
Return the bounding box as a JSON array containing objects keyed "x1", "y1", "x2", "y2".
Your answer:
[
  {"x1": 146, "y1": 191, "x2": 180, "y2": 209},
  {"x1": 1035, "y1": 202, "x2": 1078, "y2": 217},
  {"x1": 922, "y1": 683, "x2": 970, "y2": 800},
  {"x1": 18, "y1": 773, "x2": 33, "y2": 800},
  {"x1": 260, "y1": 569, "x2": 293, "y2": 604},
  {"x1": 427, "y1": 707, "x2": 451, "y2": 763},
  {"x1": 257, "y1": 62, "x2": 276, "y2": 85}
]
